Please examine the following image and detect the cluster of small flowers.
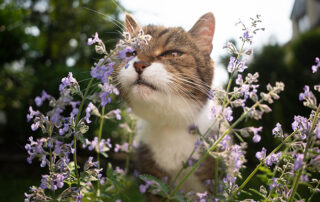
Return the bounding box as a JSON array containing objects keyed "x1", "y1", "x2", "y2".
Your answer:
[
  {"x1": 251, "y1": 60, "x2": 320, "y2": 201},
  {"x1": 25, "y1": 28, "x2": 152, "y2": 201},
  {"x1": 182, "y1": 17, "x2": 318, "y2": 202}
]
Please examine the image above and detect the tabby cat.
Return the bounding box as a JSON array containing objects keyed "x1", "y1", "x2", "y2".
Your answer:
[{"x1": 114, "y1": 12, "x2": 217, "y2": 196}]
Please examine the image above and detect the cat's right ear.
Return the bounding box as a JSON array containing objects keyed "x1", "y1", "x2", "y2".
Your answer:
[
  {"x1": 124, "y1": 13, "x2": 140, "y2": 34},
  {"x1": 188, "y1": 12, "x2": 215, "y2": 55}
]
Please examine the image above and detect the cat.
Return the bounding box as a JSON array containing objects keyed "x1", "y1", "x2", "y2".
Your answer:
[{"x1": 114, "y1": 12, "x2": 218, "y2": 197}]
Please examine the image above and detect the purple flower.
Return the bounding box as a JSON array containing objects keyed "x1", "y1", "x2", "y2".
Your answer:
[
  {"x1": 265, "y1": 152, "x2": 282, "y2": 166},
  {"x1": 238, "y1": 58, "x2": 248, "y2": 72},
  {"x1": 121, "y1": 142, "x2": 129, "y2": 152},
  {"x1": 188, "y1": 158, "x2": 195, "y2": 166},
  {"x1": 51, "y1": 179, "x2": 57, "y2": 191},
  {"x1": 208, "y1": 105, "x2": 222, "y2": 120},
  {"x1": 269, "y1": 178, "x2": 279, "y2": 190},
  {"x1": 56, "y1": 174, "x2": 64, "y2": 188},
  {"x1": 84, "y1": 102, "x2": 95, "y2": 123},
  {"x1": 272, "y1": 123, "x2": 282, "y2": 136},
  {"x1": 99, "y1": 91, "x2": 112, "y2": 106},
  {"x1": 196, "y1": 191, "x2": 208, "y2": 201},
  {"x1": 256, "y1": 147, "x2": 267, "y2": 160},
  {"x1": 299, "y1": 85, "x2": 311, "y2": 101},
  {"x1": 139, "y1": 181, "x2": 152, "y2": 193},
  {"x1": 294, "y1": 154, "x2": 304, "y2": 170},
  {"x1": 114, "y1": 144, "x2": 121, "y2": 152},
  {"x1": 91, "y1": 59, "x2": 114, "y2": 83},
  {"x1": 70, "y1": 101, "x2": 80, "y2": 118},
  {"x1": 87, "y1": 32, "x2": 102, "y2": 46},
  {"x1": 59, "y1": 72, "x2": 78, "y2": 92},
  {"x1": 194, "y1": 138, "x2": 202, "y2": 151},
  {"x1": 223, "y1": 107, "x2": 233, "y2": 122},
  {"x1": 31, "y1": 118, "x2": 41, "y2": 131},
  {"x1": 118, "y1": 46, "x2": 135, "y2": 59},
  {"x1": 40, "y1": 155, "x2": 47, "y2": 167},
  {"x1": 118, "y1": 46, "x2": 135, "y2": 69},
  {"x1": 59, "y1": 123, "x2": 69, "y2": 135},
  {"x1": 249, "y1": 126, "x2": 263, "y2": 143},
  {"x1": 112, "y1": 109, "x2": 121, "y2": 120},
  {"x1": 220, "y1": 135, "x2": 231, "y2": 150},
  {"x1": 230, "y1": 144, "x2": 246, "y2": 173},
  {"x1": 243, "y1": 30, "x2": 253, "y2": 41},
  {"x1": 311, "y1": 57, "x2": 320, "y2": 73},
  {"x1": 227, "y1": 57, "x2": 236, "y2": 73},
  {"x1": 99, "y1": 83, "x2": 119, "y2": 107},
  {"x1": 223, "y1": 174, "x2": 237, "y2": 188},
  {"x1": 34, "y1": 90, "x2": 51, "y2": 107},
  {"x1": 51, "y1": 107, "x2": 63, "y2": 125},
  {"x1": 40, "y1": 175, "x2": 48, "y2": 189},
  {"x1": 291, "y1": 115, "x2": 311, "y2": 135},
  {"x1": 236, "y1": 74, "x2": 243, "y2": 85},
  {"x1": 27, "y1": 106, "x2": 40, "y2": 122}
]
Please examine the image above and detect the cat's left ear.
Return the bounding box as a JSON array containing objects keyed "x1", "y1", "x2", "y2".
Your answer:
[
  {"x1": 188, "y1": 12, "x2": 215, "y2": 55},
  {"x1": 124, "y1": 13, "x2": 141, "y2": 34}
]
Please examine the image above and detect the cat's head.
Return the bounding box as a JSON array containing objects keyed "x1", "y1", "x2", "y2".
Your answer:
[{"x1": 114, "y1": 13, "x2": 215, "y2": 125}]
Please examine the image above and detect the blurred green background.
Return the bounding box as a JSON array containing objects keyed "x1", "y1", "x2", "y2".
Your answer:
[{"x1": 0, "y1": 0, "x2": 319, "y2": 201}]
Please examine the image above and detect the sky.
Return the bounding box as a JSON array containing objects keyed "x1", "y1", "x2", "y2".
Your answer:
[{"x1": 119, "y1": 0, "x2": 295, "y2": 86}]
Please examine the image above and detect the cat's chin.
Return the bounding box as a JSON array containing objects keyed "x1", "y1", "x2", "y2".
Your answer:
[{"x1": 131, "y1": 84, "x2": 155, "y2": 96}]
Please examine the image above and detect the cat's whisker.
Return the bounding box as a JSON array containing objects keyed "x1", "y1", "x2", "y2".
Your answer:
[
  {"x1": 174, "y1": 72, "x2": 213, "y2": 90},
  {"x1": 110, "y1": 0, "x2": 126, "y2": 14},
  {"x1": 78, "y1": 78, "x2": 93, "y2": 83},
  {"x1": 170, "y1": 83, "x2": 204, "y2": 108},
  {"x1": 82, "y1": 7, "x2": 125, "y2": 32},
  {"x1": 168, "y1": 84, "x2": 197, "y2": 124},
  {"x1": 171, "y1": 77, "x2": 211, "y2": 97}
]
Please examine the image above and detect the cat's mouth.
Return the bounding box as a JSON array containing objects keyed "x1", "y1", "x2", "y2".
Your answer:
[{"x1": 132, "y1": 78, "x2": 158, "y2": 91}]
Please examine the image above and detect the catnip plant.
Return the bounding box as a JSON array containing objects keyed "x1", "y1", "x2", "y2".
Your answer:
[{"x1": 25, "y1": 14, "x2": 319, "y2": 202}]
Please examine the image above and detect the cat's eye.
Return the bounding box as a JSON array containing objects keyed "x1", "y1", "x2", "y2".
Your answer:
[
  {"x1": 126, "y1": 51, "x2": 137, "y2": 57},
  {"x1": 159, "y1": 50, "x2": 183, "y2": 58}
]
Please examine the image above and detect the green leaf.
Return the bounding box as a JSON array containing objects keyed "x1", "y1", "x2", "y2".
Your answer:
[
  {"x1": 77, "y1": 133, "x2": 86, "y2": 145},
  {"x1": 101, "y1": 151, "x2": 109, "y2": 158},
  {"x1": 248, "y1": 188, "x2": 266, "y2": 198},
  {"x1": 139, "y1": 174, "x2": 169, "y2": 196}
]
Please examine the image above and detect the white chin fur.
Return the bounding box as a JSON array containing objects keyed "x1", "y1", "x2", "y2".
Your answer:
[{"x1": 118, "y1": 56, "x2": 200, "y2": 126}]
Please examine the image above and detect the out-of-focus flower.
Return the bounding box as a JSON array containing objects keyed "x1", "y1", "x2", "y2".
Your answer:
[
  {"x1": 311, "y1": 57, "x2": 320, "y2": 73},
  {"x1": 294, "y1": 154, "x2": 304, "y2": 170},
  {"x1": 249, "y1": 126, "x2": 263, "y2": 143},
  {"x1": 256, "y1": 147, "x2": 267, "y2": 160}
]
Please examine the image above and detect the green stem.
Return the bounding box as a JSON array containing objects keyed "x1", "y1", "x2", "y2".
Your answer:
[
  {"x1": 307, "y1": 181, "x2": 320, "y2": 202},
  {"x1": 170, "y1": 147, "x2": 197, "y2": 187},
  {"x1": 73, "y1": 78, "x2": 94, "y2": 187},
  {"x1": 232, "y1": 130, "x2": 297, "y2": 198},
  {"x1": 48, "y1": 122, "x2": 56, "y2": 200},
  {"x1": 288, "y1": 104, "x2": 320, "y2": 202},
  {"x1": 265, "y1": 161, "x2": 287, "y2": 201},
  {"x1": 222, "y1": 41, "x2": 245, "y2": 109},
  {"x1": 125, "y1": 130, "x2": 133, "y2": 174},
  {"x1": 96, "y1": 106, "x2": 105, "y2": 196},
  {"x1": 166, "y1": 112, "x2": 247, "y2": 201}
]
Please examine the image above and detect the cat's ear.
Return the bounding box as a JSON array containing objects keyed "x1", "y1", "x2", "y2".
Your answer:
[
  {"x1": 188, "y1": 12, "x2": 215, "y2": 55},
  {"x1": 125, "y1": 13, "x2": 140, "y2": 34}
]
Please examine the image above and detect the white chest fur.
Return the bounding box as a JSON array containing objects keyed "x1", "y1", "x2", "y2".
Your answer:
[{"x1": 136, "y1": 101, "x2": 215, "y2": 191}]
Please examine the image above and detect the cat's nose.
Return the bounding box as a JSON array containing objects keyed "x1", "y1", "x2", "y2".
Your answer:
[{"x1": 133, "y1": 61, "x2": 150, "y2": 74}]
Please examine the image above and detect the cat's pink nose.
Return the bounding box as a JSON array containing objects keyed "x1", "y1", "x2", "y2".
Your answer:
[{"x1": 134, "y1": 61, "x2": 150, "y2": 74}]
